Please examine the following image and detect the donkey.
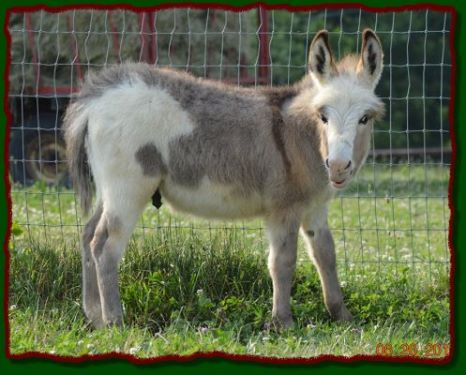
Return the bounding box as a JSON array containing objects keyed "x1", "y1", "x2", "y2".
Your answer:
[{"x1": 63, "y1": 29, "x2": 384, "y2": 329}]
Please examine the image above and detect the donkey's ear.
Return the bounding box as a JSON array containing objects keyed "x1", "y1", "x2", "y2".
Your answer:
[
  {"x1": 357, "y1": 29, "x2": 384, "y2": 88},
  {"x1": 308, "y1": 30, "x2": 336, "y2": 85}
]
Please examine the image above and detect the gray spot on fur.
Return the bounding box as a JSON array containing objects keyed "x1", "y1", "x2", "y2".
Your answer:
[{"x1": 135, "y1": 143, "x2": 166, "y2": 177}]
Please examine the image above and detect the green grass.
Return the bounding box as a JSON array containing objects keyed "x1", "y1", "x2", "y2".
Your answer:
[{"x1": 8, "y1": 164, "x2": 451, "y2": 359}]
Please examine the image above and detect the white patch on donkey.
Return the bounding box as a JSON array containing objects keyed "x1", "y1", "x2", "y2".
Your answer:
[
  {"x1": 64, "y1": 29, "x2": 385, "y2": 328},
  {"x1": 160, "y1": 176, "x2": 266, "y2": 219}
]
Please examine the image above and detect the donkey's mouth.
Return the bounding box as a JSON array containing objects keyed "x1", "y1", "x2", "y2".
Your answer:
[{"x1": 330, "y1": 178, "x2": 349, "y2": 189}]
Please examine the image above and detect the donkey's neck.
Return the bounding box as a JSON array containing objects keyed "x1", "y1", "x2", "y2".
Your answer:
[
  {"x1": 285, "y1": 93, "x2": 329, "y2": 180},
  {"x1": 260, "y1": 83, "x2": 330, "y2": 200},
  {"x1": 283, "y1": 83, "x2": 327, "y2": 167}
]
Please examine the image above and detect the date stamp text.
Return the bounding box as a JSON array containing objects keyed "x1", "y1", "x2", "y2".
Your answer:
[{"x1": 376, "y1": 342, "x2": 450, "y2": 357}]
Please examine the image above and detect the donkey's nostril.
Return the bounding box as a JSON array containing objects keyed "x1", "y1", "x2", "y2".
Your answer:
[
  {"x1": 345, "y1": 160, "x2": 352, "y2": 170},
  {"x1": 325, "y1": 158, "x2": 329, "y2": 168}
]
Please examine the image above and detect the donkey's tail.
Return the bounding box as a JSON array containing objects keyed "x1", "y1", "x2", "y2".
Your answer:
[{"x1": 63, "y1": 101, "x2": 93, "y2": 216}]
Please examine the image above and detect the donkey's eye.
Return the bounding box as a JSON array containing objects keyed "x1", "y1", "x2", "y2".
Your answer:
[
  {"x1": 320, "y1": 114, "x2": 328, "y2": 124},
  {"x1": 359, "y1": 115, "x2": 369, "y2": 125}
]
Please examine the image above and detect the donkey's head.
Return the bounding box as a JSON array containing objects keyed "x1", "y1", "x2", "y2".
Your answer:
[{"x1": 308, "y1": 29, "x2": 385, "y2": 189}]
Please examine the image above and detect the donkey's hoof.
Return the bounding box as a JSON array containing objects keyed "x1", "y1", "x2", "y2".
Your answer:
[
  {"x1": 265, "y1": 315, "x2": 295, "y2": 331},
  {"x1": 87, "y1": 318, "x2": 105, "y2": 329},
  {"x1": 84, "y1": 310, "x2": 105, "y2": 329},
  {"x1": 103, "y1": 315, "x2": 123, "y2": 328},
  {"x1": 333, "y1": 306, "x2": 353, "y2": 322}
]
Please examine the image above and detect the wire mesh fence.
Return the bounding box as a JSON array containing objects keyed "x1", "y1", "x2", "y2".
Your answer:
[{"x1": 7, "y1": 6, "x2": 452, "y2": 284}]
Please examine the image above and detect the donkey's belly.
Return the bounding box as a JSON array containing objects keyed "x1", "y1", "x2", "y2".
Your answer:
[{"x1": 159, "y1": 177, "x2": 266, "y2": 220}]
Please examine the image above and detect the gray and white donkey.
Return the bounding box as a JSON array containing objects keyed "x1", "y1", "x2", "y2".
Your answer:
[{"x1": 64, "y1": 29, "x2": 384, "y2": 328}]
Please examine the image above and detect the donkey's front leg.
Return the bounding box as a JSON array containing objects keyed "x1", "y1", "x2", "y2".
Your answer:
[
  {"x1": 266, "y1": 213, "x2": 300, "y2": 328},
  {"x1": 301, "y1": 207, "x2": 352, "y2": 321}
]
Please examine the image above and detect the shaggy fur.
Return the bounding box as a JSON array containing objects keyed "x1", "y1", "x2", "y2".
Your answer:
[{"x1": 63, "y1": 29, "x2": 385, "y2": 328}]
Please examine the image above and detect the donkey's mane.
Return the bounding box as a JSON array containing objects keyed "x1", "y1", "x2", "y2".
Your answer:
[
  {"x1": 335, "y1": 54, "x2": 360, "y2": 75},
  {"x1": 77, "y1": 63, "x2": 311, "y2": 112}
]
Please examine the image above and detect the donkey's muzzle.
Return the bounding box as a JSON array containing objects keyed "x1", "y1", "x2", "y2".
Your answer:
[
  {"x1": 325, "y1": 158, "x2": 351, "y2": 171},
  {"x1": 326, "y1": 158, "x2": 353, "y2": 189}
]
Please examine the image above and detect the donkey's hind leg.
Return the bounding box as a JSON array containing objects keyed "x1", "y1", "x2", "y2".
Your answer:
[
  {"x1": 301, "y1": 205, "x2": 353, "y2": 322},
  {"x1": 90, "y1": 180, "x2": 157, "y2": 327},
  {"x1": 82, "y1": 203, "x2": 104, "y2": 327}
]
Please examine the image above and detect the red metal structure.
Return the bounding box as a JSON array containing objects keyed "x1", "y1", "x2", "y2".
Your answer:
[{"x1": 9, "y1": 9, "x2": 270, "y2": 185}]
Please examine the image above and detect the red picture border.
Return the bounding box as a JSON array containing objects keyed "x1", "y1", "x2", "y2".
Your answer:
[{"x1": 3, "y1": 1, "x2": 457, "y2": 366}]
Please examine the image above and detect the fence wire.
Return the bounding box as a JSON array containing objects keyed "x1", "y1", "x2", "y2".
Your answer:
[{"x1": 7, "y1": 7, "x2": 452, "y2": 283}]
